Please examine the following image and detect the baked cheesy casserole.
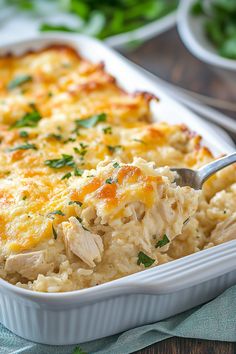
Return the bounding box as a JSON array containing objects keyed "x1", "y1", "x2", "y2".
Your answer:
[{"x1": 0, "y1": 45, "x2": 235, "y2": 292}]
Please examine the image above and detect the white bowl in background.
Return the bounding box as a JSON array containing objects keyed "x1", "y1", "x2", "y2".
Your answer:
[
  {"x1": 177, "y1": 0, "x2": 236, "y2": 86},
  {"x1": 0, "y1": 5, "x2": 176, "y2": 49}
]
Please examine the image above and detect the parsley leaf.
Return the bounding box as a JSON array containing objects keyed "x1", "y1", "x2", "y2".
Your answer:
[
  {"x1": 155, "y1": 234, "x2": 170, "y2": 248},
  {"x1": 137, "y1": 251, "x2": 155, "y2": 268},
  {"x1": 48, "y1": 210, "x2": 65, "y2": 217},
  {"x1": 63, "y1": 137, "x2": 76, "y2": 144},
  {"x1": 107, "y1": 145, "x2": 122, "y2": 154},
  {"x1": 44, "y1": 154, "x2": 75, "y2": 169},
  {"x1": 133, "y1": 138, "x2": 146, "y2": 145},
  {"x1": 68, "y1": 200, "x2": 83, "y2": 206},
  {"x1": 105, "y1": 177, "x2": 117, "y2": 184},
  {"x1": 103, "y1": 126, "x2": 112, "y2": 135},
  {"x1": 113, "y1": 162, "x2": 120, "y2": 168},
  {"x1": 61, "y1": 172, "x2": 72, "y2": 180},
  {"x1": 52, "y1": 224, "x2": 57, "y2": 240},
  {"x1": 19, "y1": 131, "x2": 29, "y2": 138},
  {"x1": 8, "y1": 143, "x2": 37, "y2": 152},
  {"x1": 74, "y1": 167, "x2": 84, "y2": 176},
  {"x1": 10, "y1": 104, "x2": 41, "y2": 129},
  {"x1": 74, "y1": 143, "x2": 88, "y2": 158},
  {"x1": 47, "y1": 133, "x2": 62, "y2": 141},
  {"x1": 75, "y1": 113, "x2": 106, "y2": 129},
  {"x1": 76, "y1": 216, "x2": 89, "y2": 231},
  {"x1": 7, "y1": 74, "x2": 32, "y2": 90}
]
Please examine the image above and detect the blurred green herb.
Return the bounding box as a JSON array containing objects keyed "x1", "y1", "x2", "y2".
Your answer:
[
  {"x1": 192, "y1": 0, "x2": 236, "y2": 59},
  {"x1": 48, "y1": 210, "x2": 65, "y2": 216},
  {"x1": 61, "y1": 172, "x2": 72, "y2": 180},
  {"x1": 75, "y1": 113, "x2": 106, "y2": 129},
  {"x1": 44, "y1": 154, "x2": 75, "y2": 169},
  {"x1": 4, "y1": 0, "x2": 178, "y2": 39},
  {"x1": 7, "y1": 74, "x2": 32, "y2": 90},
  {"x1": 19, "y1": 130, "x2": 29, "y2": 138},
  {"x1": 10, "y1": 104, "x2": 41, "y2": 129},
  {"x1": 8, "y1": 143, "x2": 37, "y2": 152}
]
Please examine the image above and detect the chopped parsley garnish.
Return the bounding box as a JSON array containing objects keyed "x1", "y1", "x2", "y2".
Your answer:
[
  {"x1": 183, "y1": 218, "x2": 190, "y2": 225},
  {"x1": 74, "y1": 167, "x2": 84, "y2": 176},
  {"x1": 52, "y1": 224, "x2": 57, "y2": 240},
  {"x1": 137, "y1": 251, "x2": 155, "y2": 268},
  {"x1": 75, "y1": 113, "x2": 107, "y2": 129},
  {"x1": 19, "y1": 131, "x2": 29, "y2": 138},
  {"x1": 61, "y1": 172, "x2": 72, "y2": 180},
  {"x1": 48, "y1": 210, "x2": 65, "y2": 216},
  {"x1": 107, "y1": 145, "x2": 122, "y2": 154},
  {"x1": 8, "y1": 143, "x2": 37, "y2": 152},
  {"x1": 62, "y1": 63, "x2": 71, "y2": 68},
  {"x1": 47, "y1": 133, "x2": 62, "y2": 141},
  {"x1": 155, "y1": 234, "x2": 170, "y2": 248},
  {"x1": 44, "y1": 154, "x2": 75, "y2": 169},
  {"x1": 133, "y1": 138, "x2": 146, "y2": 144},
  {"x1": 76, "y1": 216, "x2": 88, "y2": 231},
  {"x1": 69, "y1": 200, "x2": 83, "y2": 206},
  {"x1": 10, "y1": 104, "x2": 41, "y2": 129},
  {"x1": 113, "y1": 162, "x2": 120, "y2": 168},
  {"x1": 103, "y1": 126, "x2": 112, "y2": 135},
  {"x1": 7, "y1": 74, "x2": 32, "y2": 90},
  {"x1": 74, "y1": 143, "x2": 88, "y2": 158},
  {"x1": 105, "y1": 177, "x2": 117, "y2": 184},
  {"x1": 64, "y1": 137, "x2": 76, "y2": 144}
]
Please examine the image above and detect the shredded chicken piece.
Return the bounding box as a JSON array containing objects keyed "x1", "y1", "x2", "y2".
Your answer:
[
  {"x1": 62, "y1": 216, "x2": 104, "y2": 267},
  {"x1": 4, "y1": 250, "x2": 53, "y2": 280},
  {"x1": 210, "y1": 213, "x2": 236, "y2": 245}
]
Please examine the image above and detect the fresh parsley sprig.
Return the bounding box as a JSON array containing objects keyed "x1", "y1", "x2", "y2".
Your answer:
[
  {"x1": 107, "y1": 145, "x2": 122, "y2": 154},
  {"x1": 44, "y1": 154, "x2": 75, "y2": 169},
  {"x1": 74, "y1": 143, "x2": 88, "y2": 158},
  {"x1": 75, "y1": 113, "x2": 106, "y2": 129},
  {"x1": 155, "y1": 234, "x2": 170, "y2": 248},
  {"x1": 7, "y1": 74, "x2": 32, "y2": 90},
  {"x1": 137, "y1": 251, "x2": 155, "y2": 268},
  {"x1": 68, "y1": 201, "x2": 83, "y2": 206},
  {"x1": 10, "y1": 104, "x2": 41, "y2": 129},
  {"x1": 8, "y1": 143, "x2": 37, "y2": 152},
  {"x1": 48, "y1": 210, "x2": 65, "y2": 217}
]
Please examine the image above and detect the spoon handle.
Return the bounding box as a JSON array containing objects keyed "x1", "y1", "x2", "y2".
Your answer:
[{"x1": 198, "y1": 152, "x2": 236, "y2": 186}]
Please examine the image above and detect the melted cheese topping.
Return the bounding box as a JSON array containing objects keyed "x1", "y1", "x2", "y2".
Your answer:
[
  {"x1": 71, "y1": 161, "x2": 165, "y2": 215},
  {"x1": 0, "y1": 45, "x2": 212, "y2": 256}
]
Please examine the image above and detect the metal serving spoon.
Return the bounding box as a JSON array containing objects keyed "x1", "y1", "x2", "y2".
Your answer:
[{"x1": 172, "y1": 152, "x2": 236, "y2": 190}]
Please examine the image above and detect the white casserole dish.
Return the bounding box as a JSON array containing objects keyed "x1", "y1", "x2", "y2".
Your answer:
[{"x1": 0, "y1": 34, "x2": 235, "y2": 345}]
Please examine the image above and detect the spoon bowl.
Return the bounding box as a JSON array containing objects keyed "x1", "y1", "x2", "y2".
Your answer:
[{"x1": 172, "y1": 152, "x2": 236, "y2": 189}]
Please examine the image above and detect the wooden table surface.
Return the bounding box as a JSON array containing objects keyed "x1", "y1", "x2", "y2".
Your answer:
[{"x1": 120, "y1": 27, "x2": 236, "y2": 354}]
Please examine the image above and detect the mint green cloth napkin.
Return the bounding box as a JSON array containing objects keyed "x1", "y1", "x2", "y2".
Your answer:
[{"x1": 1, "y1": 285, "x2": 236, "y2": 354}]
